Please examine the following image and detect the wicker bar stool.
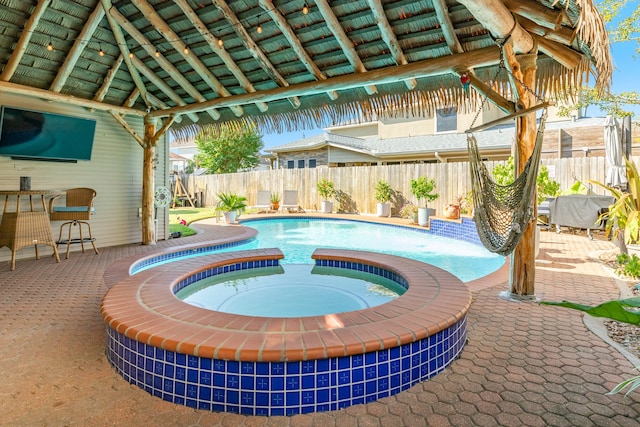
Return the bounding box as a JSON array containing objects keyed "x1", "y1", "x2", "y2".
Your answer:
[{"x1": 49, "y1": 188, "x2": 99, "y2": 259}]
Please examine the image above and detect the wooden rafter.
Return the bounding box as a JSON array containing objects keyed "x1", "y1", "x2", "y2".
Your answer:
[
  {"x1": 109, "y1": 6, "x2": 220, "y2": 121},
  {"x1": 50, "y1": 4, "x2": 105, "y2": 92},
  {"x1": 453, "y1": 69, "x2": 515, "y2": 114},
  {"x1": 94, "y1": 54, "x2": 123, "y2": 102},
  {"x1": 531, "y1": 34, "x2": 583, "y2": 70},
  {"x1": 174, "y1": 0, "x2": 269, "y2": 112},
  {"x1": 149, "y1": 46, "x2": 501, "y2": 118},
  {"x1": 258, "y1": 0, "x2": 338, "y2": 101},
  {"x1": 365, "y1": 0, "x2": 416, "y2": 90},
  {"x1": 432, "y1": 0, "x2": 464, "y2": 55},
  {"x1": 130, "y1": 0, "x2": 245, "y2": 118},
  {"x1": 211, "y1": 0, "x2": 301, "y2": 109},
  {"x1": 130, "y1": 55, "x2": 200, "y2": 123},
  {"x1": 314, "y1": 0, "x2": 378, "y2": 95},
  {"x1": 111, "y1": 113, "x2": 145, "y2": 147},
  {"x1": 503, "y1": 0, "x2": 569, "y2": 30},
  {"x1": 516, "y1": 15, "x2": 577, "y2": 47},
  {"x1": 100, "y1": 0, "x2": 150, "y2": 107},
  {"x1": 0, "y1": 0, "x2": 52, "y2": 81}
]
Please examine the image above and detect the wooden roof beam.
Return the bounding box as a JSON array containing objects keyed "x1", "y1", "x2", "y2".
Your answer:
[
  {"x1": 94, "y1": 54, "x2": 123, "y2": 102},
  {"x1": 130, "y1": 55, "x2": 200, "y2": 123},
  {"x1": 149, "y1": 46, "x2": 501, "y2": 118},
  {"x1": 100, "y1": 0, "x2": 151, "y2": 107},
  {"x1": 211, "y1": 0, "x2": 301, "y2": 109},
  {"x1": 258, "y1": 0, "x2": 338, "y2": 100},
  {"x1": 130, "y1": 0, "x2": 245, "y2": 117},
  {"x1": 127, "y1": 89, "x2": 182, "y2": 123},
  {"x1": 457, "y1": 0, "x2": 534, "y2": 54},
  {"x1": 516, "y1": 15, "x2": 576, "y2": 47},
  {"x1": 314, "y1": 0, "x2": 377, "y2": 95},
  {"x1": 108, "y1": 6, "x2": 220, "y2": 121},
  {"x1": 365, "y1": 0, "x2": 416, "y2": 90},
  {"x1": 453, "y1": 68, "x2": 515, "y2": 114},
  {"x1": 502, "y1": 0, "x2": 569, "y2": 31},
  {"x1": 174, "y1": 0, "x2": 269, "y2": 112},
  {"x1": 50, "y1": 4, "x2": 105, "y2": 92},
  {"x1": 532, "y1": 34, "x2": 583, "y2": 70},
  {"x1": 0, "y1": 80, "x2": 145, "y2": 117},
  {"x1": 1, "y1": 0, "x2": 52, "y2": 81},
  {"x1": 432, "y1": 0, "x2": 464, "y2": 55}
]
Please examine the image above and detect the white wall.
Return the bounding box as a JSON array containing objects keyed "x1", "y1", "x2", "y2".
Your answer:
[{"x1": 0, "y1": 93, "x2": 168, "y2": 266}]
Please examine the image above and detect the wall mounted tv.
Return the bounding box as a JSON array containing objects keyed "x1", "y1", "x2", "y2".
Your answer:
[{"x1": 0, "y1": 106, "x2": 97, "y2": 162}]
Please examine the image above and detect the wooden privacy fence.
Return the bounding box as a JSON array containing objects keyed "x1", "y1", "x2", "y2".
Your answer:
[{"x1": 188, "y1": 156, "x2": 631, "y2": 217}]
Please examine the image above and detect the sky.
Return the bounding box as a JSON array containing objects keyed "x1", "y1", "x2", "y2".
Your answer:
[{"x1": 261, "y1": 11, "x2": 639, "y2": 152}]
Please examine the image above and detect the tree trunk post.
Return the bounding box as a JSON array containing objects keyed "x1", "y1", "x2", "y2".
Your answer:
[
  {"x1": 142, "y1": 116, "x2": 157, "y2": 245},
  {"x1": 506, "y1": 45, "x2": 538, "y2": 298}
]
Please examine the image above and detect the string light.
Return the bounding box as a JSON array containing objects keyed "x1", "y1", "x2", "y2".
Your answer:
[
  {"x1": 183, "y1": 45, "x2": 189, "y2": 54},
  {"x1": 302, "y1": 3, "x2": 309, "y2": 14},
  {"x1": 256, "y1": 24, "x2": 262, "y2": 34},
  {"x1": 99, "y1": 44, "x2": 105, "y2": 57},
  {"x1": 155, "y1": 49, "x2": 160, "y2": 57},
  {"x1": 129, "y1": 51, "x2": 134, "y2": 58},
  {"x1": 217, "y1": 38, "x2": 223, "y2": 47},
  {"x1": 46, "y1": 39, "x2": 53, "y2": 51}
]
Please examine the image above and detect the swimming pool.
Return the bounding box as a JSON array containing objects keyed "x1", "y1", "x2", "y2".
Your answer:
[{"x1": 135, "y1": 218, "x2": 504, "y2": 282}]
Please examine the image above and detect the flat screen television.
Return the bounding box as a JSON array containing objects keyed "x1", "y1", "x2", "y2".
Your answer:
[{"x1": 0, "y1": 106, "x2": 96, "y2": 162}]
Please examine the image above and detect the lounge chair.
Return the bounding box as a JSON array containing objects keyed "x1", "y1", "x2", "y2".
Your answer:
[
  {"x1": 252, "y1": 190, "x2": 273, "y2": 213},
  {"x1": 281, "y1": 190, "x2": 305, "y2": 213}
]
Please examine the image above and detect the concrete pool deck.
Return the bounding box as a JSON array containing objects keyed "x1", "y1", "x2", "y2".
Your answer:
[{"x1": 1, "y1": 213, "x2": 640, "y2": 425}]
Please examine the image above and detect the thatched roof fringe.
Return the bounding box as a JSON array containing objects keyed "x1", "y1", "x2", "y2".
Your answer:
[
  {"x1": 169, "y1": 56, "x2": 597, "y2": 142},
  {"x1": 573, "y1": 0, "x2": 613, "y2": 92}
]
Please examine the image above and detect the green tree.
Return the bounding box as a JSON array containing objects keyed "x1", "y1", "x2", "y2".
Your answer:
[
  {"x1": 194, "y1": 126, "x2": 263, "y2": 174},
  {"x1": 559, "y1": 1, "x2": 639, "y2": 120}
]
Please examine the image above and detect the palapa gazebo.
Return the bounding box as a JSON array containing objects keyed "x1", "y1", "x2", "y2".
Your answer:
[{"x1": 0, "y1": 0, "x2": 612, "y2": 295}]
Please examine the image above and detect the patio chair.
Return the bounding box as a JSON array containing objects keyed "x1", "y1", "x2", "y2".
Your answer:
[
  {"x1": 252, "y1": 190, "x2": 272, "y2": 213},
  {"x1": 49, "y1": 187, "x2": 99, "y2": 259},
  {"x1": 281, "y1": 190, "x2": 305, "y2": 213}
]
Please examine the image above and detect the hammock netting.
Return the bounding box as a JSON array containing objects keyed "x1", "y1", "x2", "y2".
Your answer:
[{"x1": 467, "y1": 112, "x2": 547, "y2": 256}]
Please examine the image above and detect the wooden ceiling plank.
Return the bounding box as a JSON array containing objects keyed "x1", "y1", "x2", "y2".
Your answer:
[
  {"x1": 101, "y1": 0, "x2": 151, "y2": 107},
  {"x1": 314, "y1": 0, "x2": 377, "y2": 95},
  {"x1": 0, "y1": 80, "x2": 144, "y2": 117},
  {"x1": 174, "y1": 0, "x2": 269, "y2": 112},
  {"x1": 109, "y1": 6, "x2": 220, "y2": 120},
  {"x1": 456, "y1": 0, "x2": 534, "y2": 54},
  {"x1": 258, "y1": 0, "x2": 338, "y2": 100},
  {"x1": 211, "y1": 0, "x2": 301, "y2": 109},
  {"x1": 365, "y1": 0, "x2": 416, "y2": 90},
  {"x1": 1, "y1": 0, "x2": 52, "y2": 82},
  {"x1": 130, "y1": 0, "x2": 244, "y2": 117},
  {"x1": 94, "y1": 53, "x2": 123, "y2": 102},
  {"x1": 149, "y1": 46, "x2": 501, "y2": 118},
  {"x1": 50, "y1": 4, "x2": 105, "y2": 92},
  {"x1": 131, "y1": 55, "x2": 200, "y2": 123}
]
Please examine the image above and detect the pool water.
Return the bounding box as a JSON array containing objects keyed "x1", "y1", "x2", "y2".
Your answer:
[
  {"x1": 176, "y1": 264, "x2": 406, "y2": 317},
  {"x1": 231, "y1": 218, "x2": 503, "y2": 282}
]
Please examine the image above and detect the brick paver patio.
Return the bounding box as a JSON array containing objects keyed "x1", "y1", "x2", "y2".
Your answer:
[{"x1": 1, "y1": 217, "x2": 639, "y2": 426}]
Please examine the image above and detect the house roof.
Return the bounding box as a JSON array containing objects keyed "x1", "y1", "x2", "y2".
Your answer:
[
  {"x1": 0, "y1": 1, "x2": 612, "y2": 137},
  {"x1": 266, "y1": 116, "x2": 609, "y2": 157}
]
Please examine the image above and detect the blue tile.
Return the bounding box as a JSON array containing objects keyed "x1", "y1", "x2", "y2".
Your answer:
[
  {"x1": 241, "y1": 375, "x2": 254, "y2": 390},
  {"x1": 199, "y1": 386, "x2": 211, "y2": 401},
  {"x1": 227, "y1": 390, "x2": 239, "y2": 404},
  {"x1": 270, "y1": 392, "x2": 285, "y2": 406},
  {"x1": 271, "y1": 376, "x2": 284, "y2": 391},
  {"x1": 316, "y1": 389, "x2": 330, "y2": 403}
]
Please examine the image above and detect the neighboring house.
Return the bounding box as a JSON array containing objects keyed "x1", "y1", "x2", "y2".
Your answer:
[
  {"x1": 169, "y1": 151, "x2": 190, "y2": 173},
  {"x1": 266, "y1": 107, "x2": 638, "y2": 168}
]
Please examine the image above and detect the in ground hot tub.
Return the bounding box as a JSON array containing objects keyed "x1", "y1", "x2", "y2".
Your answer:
[{"x1": 101, "y1": 248, "x2": 471, "y2": 416}]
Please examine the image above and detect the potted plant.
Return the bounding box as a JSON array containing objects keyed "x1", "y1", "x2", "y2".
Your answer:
[
  {"x1": 374, "y1": 179, "x2": 393, "y2": 217},
  {"x1": 270, "y1": 192, "x2": 280, "y2": 211},
  {"x1": 444, "y1": 194, "x2": 464, "y2": 220},
  {"x1": 317, "y1": 178, "x2": 335, "y2": 213},
  {"x1": 410, "y1": 176, "x2": 439, "y2": 226},
  {"x1": 215, "y1": 192, "x2": 247, "y2": 224},
  {"x1": 400, "y1": 203, "x2": 419, "y2": 224}
]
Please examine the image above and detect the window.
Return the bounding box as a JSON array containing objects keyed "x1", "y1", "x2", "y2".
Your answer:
[
  {"x1": 298, "y1": 159, "x2": 305, "y2": 168},
  {"x1": 287, "y1": 160, "x2": 294, "y2": 169},
  {"x1": 308, "y1": 159, "x2": 316, "y2": 168},
  {"x1": 436, "y1": 108, "x2": 457, "y2": 133}
]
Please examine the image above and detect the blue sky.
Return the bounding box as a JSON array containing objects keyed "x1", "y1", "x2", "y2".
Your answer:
[{"x1": 262, "y1": 16, "x2": 638, "y2": 151}]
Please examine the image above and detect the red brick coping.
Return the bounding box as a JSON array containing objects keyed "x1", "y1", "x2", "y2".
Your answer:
[{"x1": 101, "y1": 248, "x2": 472, "y2": 362}]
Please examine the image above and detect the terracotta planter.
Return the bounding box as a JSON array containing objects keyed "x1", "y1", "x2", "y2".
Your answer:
[
  {"x1": 444, "y1": 204, "x2": 460, "y2": 220},
  {"x1": 271, "y1": 202, "x2": 279, "y2": 211}
]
